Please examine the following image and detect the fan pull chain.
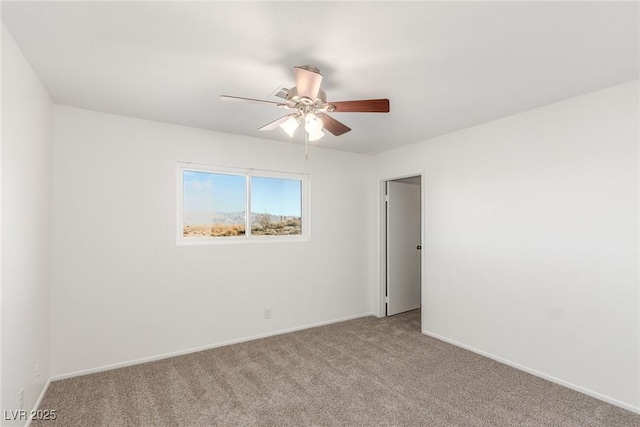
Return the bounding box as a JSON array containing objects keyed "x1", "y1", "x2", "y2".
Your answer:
[{"x1": 304, "y1": 131, "x2": 309, "y2": 160}]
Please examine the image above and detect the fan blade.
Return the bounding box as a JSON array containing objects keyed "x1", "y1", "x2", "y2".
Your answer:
[
  {"x1": 321, "y1": 114, "x2": 351, "y2": 136},
  {"x1": 220, "y1": 95, "x2": 281, "y2": 107},
  {"x1": 258, "y1": 114, "x2": 297, "y2": 131},
  {"x1": 294, "y1": 66, "x2": 323, "y2": 100},
  {"x1": 330, "y1": 99, "x2": 390, "y2": 113}
]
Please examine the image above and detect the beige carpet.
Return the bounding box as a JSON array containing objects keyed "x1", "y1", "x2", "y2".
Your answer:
[{"x1": 33, "y1": 311, "x2": 640, "y2": 426}]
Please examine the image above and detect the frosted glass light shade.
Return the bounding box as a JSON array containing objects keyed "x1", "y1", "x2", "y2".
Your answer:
[
  {"x1": 308, "y1": 130, "x2": 325, "y2": 141},
  {"x1": 304, "y1": 113, "x2": 323, "y2": 133},
  {"x1": 279, "y1": 116, "x2": 300, "y2": 138}
]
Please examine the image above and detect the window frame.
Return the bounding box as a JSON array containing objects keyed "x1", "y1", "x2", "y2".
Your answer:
[{"x1": 177, "y1": 163, "x2": 309, "y2": 245}]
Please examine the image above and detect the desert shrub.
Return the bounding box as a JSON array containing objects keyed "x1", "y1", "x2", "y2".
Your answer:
[
  {"x1": 256, "y1": 212, "x2": 272, "y2": 230},
  {"x1": 209, "y1": 224, "x2": 245, "y2": 236}
]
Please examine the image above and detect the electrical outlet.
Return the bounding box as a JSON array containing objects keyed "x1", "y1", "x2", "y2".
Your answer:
[
  {"x1": 35, "y1": 363, "x2": 41, "y2": 382},
  {"x1": 264, "y1": 308, "x2": 271, "y2": 320},
  {"x1": 19, "y1": 389, "x2": 24, "y2": 410}
]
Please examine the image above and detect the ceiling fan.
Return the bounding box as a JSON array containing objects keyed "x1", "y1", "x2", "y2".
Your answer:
[{"x1": 220, "y1": 65, "x2": 390, "y2": 143}]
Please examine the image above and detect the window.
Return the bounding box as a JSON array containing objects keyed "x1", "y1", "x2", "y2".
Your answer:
[
  {"x1": 178, "y1": 164, "x2": 308, "y2": 243},
  {"x1": 251, "y1": 176, "x2": 302, "y2": 236},
  {"x1": 182, "y1": 171, "x2": 247, "y2": 237}
]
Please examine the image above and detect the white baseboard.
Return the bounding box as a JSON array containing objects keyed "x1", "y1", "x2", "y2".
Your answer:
[
  {"x1": 52, "y1": 312, "x2": 374, "y2": 381},
  {"x1": 422, "y1": 329, "x2": 640, "y2": 415},
  {"x1": 24, "y1": 377, "x2": 51, "y2": 427}
]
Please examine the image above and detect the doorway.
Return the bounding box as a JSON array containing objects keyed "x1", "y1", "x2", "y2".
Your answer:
[{"x1": 383, "y1": 175, "x2": 422, "y2": 316}]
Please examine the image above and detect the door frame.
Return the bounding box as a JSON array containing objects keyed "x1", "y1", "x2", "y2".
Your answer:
[{"x1": 379, "y1": 172, "x2": 425, "y2": 318}]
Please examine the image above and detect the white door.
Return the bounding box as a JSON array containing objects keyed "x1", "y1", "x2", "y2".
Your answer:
[{"x1": 386, "y1": 180, "x2": 421, "y2": 316}]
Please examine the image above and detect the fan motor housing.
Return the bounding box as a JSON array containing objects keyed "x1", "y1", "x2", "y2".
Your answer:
[
  {"x1": 286, "y1": 87, "x2": 333, "y2": 113},
  {"x1": 286, "y1": 87, "x2": 327, "y2": 103}
]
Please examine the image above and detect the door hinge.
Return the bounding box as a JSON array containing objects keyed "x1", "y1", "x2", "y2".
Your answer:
[
  {"x1": 384, "y1": 195, "x2": 389, "y2": 202},
  {"x1": 385, "y1": 296, "x2": 389, "y2": 303}
]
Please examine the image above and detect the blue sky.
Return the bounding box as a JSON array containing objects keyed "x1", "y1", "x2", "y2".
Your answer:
[
  {"x1": 183, "y1": 171, "x2": 301, "y2": 216},
  {"x1": 251, "y1": 176, "x2": 301, "y2": 216}
]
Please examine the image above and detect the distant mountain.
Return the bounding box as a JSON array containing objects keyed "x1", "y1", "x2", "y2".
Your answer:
[
  {"x1": 183, "y1": 210, "x2": 245, "y2": 225},
  {"x1": 183, "y1": 211, "x2": 299, "y2": 225}
]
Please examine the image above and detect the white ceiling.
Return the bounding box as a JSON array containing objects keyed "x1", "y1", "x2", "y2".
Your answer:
[{"x1": 2, "y1": 1, "x2": 638, "y2": 154}]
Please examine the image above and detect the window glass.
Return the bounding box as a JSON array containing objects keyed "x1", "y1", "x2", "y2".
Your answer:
[
  {"x1": 250, "y1": 176, "x2": 302, "y2": 236},
  {"x1": 182, "y1": 171, "x2": 246, "y2": 238}
]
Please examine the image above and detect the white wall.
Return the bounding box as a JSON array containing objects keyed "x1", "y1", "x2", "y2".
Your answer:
[
  {"x1": 371, "y1": 80, "x2": 640, "y2": 410},
  {"x1": 1, "y1": 25, "x2": 53, "y2": 424},
  {"x1": 50, "y1": 106, "x2": 372, "y2": 377}
]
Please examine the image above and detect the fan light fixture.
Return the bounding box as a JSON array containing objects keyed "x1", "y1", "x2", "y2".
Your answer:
[
  {"x1": 304, "y1": 112, "x2": 323, "y2": 134},
  {"x1": 279, "y1": 115, "x2": 300, "y2": 138},
  {"x1": 308, "y1": 130, "x2": 325, "y2": 141},
  {"x1": 278, "y1": 112, "x2": 326, "y2": 141}
]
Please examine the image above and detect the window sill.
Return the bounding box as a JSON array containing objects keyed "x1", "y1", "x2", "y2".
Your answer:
[{"x1": 177, "y1": 236, "x2": 309, "y2": 246}]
